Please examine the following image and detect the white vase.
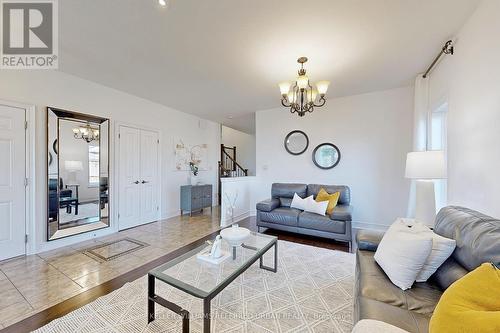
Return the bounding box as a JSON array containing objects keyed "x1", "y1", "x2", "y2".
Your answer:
[{"x1": 190, "y1": 175, "x2": 199, "y2": 185}]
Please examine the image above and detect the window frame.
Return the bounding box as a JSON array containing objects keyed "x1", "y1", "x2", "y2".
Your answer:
[{"x1": 88, "y1": 145, "x2": 100, "y2": 187}]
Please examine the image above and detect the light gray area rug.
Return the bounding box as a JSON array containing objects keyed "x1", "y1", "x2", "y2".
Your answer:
[
  {"x1": 59, "y1": 203, "x2": 99, "y2": 224},
  {"x1": 33, "y1": 240, "x2": 355, "y2": 333}
]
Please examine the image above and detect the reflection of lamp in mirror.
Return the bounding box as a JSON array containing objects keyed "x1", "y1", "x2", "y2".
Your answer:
[
  {"x1": 65, "y1": 160, "x2": 83, "y2": 184},
  {"x1": 73, "y1": 123, "x2": 99, "y2": 143}
]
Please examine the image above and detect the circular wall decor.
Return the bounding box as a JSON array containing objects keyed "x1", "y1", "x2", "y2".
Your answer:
[
  {"x1": 312, "y1": 143, "x2": 341, "y2": 169},
  {"x1": 52, "y1": 139, "x2": 58, "y2": 154},
  {"x1": 284, "y1": 130, "x2": 309, "y2": 155}
]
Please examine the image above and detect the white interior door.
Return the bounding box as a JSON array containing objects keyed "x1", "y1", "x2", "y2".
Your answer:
[
  {"x1": 0, "y1": 104, "x2": 26, "y2": 260},
  {"x1": 118, "y1": 126, "x2": 160, "y2": 230},
  {"x1": 139, "y1": 129, "x2": 159, "y2": 223},
  {"x1": 118, "y1": 126, "x2": 141, "y2": 230}
]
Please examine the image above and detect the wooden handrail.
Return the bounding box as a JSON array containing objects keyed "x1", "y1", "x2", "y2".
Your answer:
[
  {"x1": 221, "y1": 149, "x2": 247, "y2": 174},
  {"x1": 218, "y1": 144, "x2": 248, "y2": 204}
]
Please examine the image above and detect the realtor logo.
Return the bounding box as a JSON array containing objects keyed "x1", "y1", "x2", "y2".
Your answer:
[{"x1": 1, "y1": 0, "x2": 58, "y2": 69}]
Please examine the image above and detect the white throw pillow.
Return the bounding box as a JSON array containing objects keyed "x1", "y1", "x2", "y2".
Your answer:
[
  {"x1": 411, "y1": 221, "x2": 456, "y2": 282},
  {"x1": 290, "y1": 193, "x2": 311, "y2": 210},
  {"x1": 352, "y1": 319, "x2": 410, "y2": 333},
  {"x1": 304, "y1": 197, "x2": 328, "y2": 216},
  {"x1": 374, "y1": 219, "x2": 433, "y2": 290}
]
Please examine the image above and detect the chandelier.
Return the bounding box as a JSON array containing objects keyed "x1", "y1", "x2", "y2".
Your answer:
[
  {"x1": 279, "y1": 57, "x2": 330, "y2": 117},
  {"x1": 73, "y1": 123, "x2": 99, "y2": 143}
]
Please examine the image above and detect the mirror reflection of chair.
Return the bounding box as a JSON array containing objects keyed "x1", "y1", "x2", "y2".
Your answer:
[
  {"x1": 48, "y1": 178, "x2": 74, "y2": 220},
  {"x1": 100, "y1": 177, "x2": 108, "y2": 210}
]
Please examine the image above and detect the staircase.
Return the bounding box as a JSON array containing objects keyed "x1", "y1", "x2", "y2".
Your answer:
[{"x1": 218, "y1": 144, "x2": 248, "y2": 204}]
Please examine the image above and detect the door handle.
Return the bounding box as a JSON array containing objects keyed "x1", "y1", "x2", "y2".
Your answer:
[
  {"x1": 142, "y1": 180, "x2": 149, "y2": 184},
  {"x1": 133, "y1": 181, "x2": 140, "y2": 184}
]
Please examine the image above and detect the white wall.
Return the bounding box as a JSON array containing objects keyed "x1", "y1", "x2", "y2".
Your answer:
[
  {"x1": 0, "y1": 70, "x2": 220, "y2": 253},
  {"x1": 221, "y1": 125, "x2": 256, "y2": 176},
  {"x1": 255, "y1": 87, "x2": 414, "y2": 229},
  {"x1": 428, "y1": 0, "x2": 500, "y2": 219},
  {"x1": 220, "y1": 176, "x2": 256, "y2": 226}
]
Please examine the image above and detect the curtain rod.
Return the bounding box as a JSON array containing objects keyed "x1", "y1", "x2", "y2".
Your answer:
[{"x1": 422, "y1": 40, "x2": 454, "y2": 78}]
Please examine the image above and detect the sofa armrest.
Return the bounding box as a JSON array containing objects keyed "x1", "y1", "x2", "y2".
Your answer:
[
  {"x1": 356, "y1": 229, "x2": 385, "y2": 252},
  {"x1": 330, "y1": 204, "x2": 352, "y2": 221},
  {"x1": 256, "y1": 198, "x2": 280, "y2": 212}
]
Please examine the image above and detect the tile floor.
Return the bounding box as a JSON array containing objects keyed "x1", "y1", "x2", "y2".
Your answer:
[{"x1": 0, "y1": 208, "x2": 222, "y2": 328}]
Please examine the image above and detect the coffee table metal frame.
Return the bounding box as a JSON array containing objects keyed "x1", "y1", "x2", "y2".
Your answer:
[{"x1": 147, "y1": 234, "x2": 278, "y2": 333}]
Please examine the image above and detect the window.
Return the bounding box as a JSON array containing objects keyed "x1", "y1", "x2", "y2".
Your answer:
[
  {"x1": 88, "y1": 145, "x2": 100, "y2": 186},
  {"x1": 430, "y1": 102, "x2": 447, "y2": 211}
]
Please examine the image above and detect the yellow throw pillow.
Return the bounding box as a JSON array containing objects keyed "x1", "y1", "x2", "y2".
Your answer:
[
  {"x1": 315, "y1": 188, "x2": 340, "y2": 215},
  {"x1": 430, "y1": 263, "x2": 500, "y2": 333}
]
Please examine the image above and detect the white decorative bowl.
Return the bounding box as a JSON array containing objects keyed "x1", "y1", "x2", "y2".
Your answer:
[{"x1": 220, "y1": 226, "x2": 251, "y2": 247}]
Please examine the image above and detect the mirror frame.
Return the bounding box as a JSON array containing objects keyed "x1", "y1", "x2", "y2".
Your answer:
[
  {"x1": 312, "y1": 143, "x2": 341, "y2": 169},
  {"x1": 46, "y1": 107, "x2": 110, "y2": 241},
  {"x1": 284, "y1": 130, "x2": 309, "y2": 155}
]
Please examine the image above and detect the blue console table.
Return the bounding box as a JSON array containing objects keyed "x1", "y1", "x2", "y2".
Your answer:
[{"x1": 180, "y1": 184, "x2": 213, "y2": 216}]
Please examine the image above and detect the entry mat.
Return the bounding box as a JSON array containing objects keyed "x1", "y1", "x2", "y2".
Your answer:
[{"x1": 83, "y1": 238, "x2": 149, "y2": 262}]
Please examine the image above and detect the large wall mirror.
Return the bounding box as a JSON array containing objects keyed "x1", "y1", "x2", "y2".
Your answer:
[{"x1": 47, "y1": 107, "x2": 110, "y2": 241}]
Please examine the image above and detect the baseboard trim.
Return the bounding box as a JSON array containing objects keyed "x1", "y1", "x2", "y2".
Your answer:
[
  {"x1": 221, "y1": 211, "x2": 250, "y2": 227},
  {"x1": 352, "y1": 221, "x2": 389, "y2": 231}
]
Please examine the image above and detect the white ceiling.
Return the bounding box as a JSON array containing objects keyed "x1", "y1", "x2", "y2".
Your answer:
[{"x1": 59, "y1": 0, "x2": 479, "y2": 133}]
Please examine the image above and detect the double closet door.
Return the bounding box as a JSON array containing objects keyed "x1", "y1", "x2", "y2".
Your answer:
[{"x1": 118, "y1": 125, "x2": 160, "y2": 230}]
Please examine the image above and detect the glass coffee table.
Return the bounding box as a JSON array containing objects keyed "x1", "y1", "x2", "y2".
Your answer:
[{"x1": 147, "y1": 231, "x2": 278, "y2": 333}]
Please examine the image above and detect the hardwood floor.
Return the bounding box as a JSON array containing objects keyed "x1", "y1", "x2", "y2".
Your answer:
[{"x1": 2, "y1": 217, "x2": 348, "y2": 333}]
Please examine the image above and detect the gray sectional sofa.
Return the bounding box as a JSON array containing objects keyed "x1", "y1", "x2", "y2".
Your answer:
[
  {"x1": 256, "y1": 183, "x2": 353, "y2": 250},
  {"x1": 355, "y1": 206, "x2": 500, "y2": 332}
]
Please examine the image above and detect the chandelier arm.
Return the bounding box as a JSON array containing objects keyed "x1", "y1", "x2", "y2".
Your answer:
[
  {"x1": 281, "y1": 98, "x2": 291, "y2": 107},
  {"x1": 313, "y1": 96, "x2": 327, "y2": 107}
]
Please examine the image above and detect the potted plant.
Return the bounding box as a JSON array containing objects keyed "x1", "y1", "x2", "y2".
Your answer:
[{"x1": 189, "y1": 161, "x2": 199, "y2": 185}]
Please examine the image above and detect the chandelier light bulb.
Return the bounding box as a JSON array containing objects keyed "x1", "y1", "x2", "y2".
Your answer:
[
  {"x1": 316, "y1": 81, "x2": 330, "y2": 95},
  {"x1": 296, "y1": 75, "x2": 309, "y2": 90},
  {"x1": 307, "y1": 89, "x2": 318, "y2": 103},
  {"x1": 287, "y1": 90, "x2": 297, "y2": 103},
  {"x1": 158, "y1": 0, "x2": 167, "y2": 6},
  {"x1": 278, "y1": 82, "x2": 291, "y2": 96}
]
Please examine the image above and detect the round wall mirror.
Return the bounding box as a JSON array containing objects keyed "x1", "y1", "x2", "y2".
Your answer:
[
  {"x1": 284, "y1": 130, "x2": 309, "y2": 155},
  {"x1": 312, "y1": 143, "x2": 341, "y2": 169}
]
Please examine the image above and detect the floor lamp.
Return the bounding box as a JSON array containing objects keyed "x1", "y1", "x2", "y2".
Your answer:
[{"x1": 405, "y1": 151, "x2": 446, "y2": 227}]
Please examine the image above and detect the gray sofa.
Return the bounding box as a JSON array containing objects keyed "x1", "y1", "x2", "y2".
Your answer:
[
  {"x1": 256, "y1": 183, "x2": 353, "y2": 250},
  {"x1": 355, "y1": 206, "x2": 500, "y2": 332}
]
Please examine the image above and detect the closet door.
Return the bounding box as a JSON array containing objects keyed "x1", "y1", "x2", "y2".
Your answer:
[
  {"x1": 0, "y1": 104, "x2": 26, "y2": 260},
  {"x1": 139, "y1": 129, "x2": 159, "y2": 223},
  {"x1": 118, "y1": 126, "x2": 141, "y2": 230}
]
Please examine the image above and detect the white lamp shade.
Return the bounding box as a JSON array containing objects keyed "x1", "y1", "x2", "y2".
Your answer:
[
  {"x1": 296, "y1": 75, "x2": 309, "y2": 89},
  {"x1": 287, "y1": 90, "x2": 297, "y2": 103},
  {"x1": 316, "y1": 80, "x2": 330, "y2": 95},
  {"x1": 65, "y1": 160, "x2": 83, "y2": 172},
  {"x1": 405, "y1": 151, "x2": 446, "y2": 179},
  {"x1": 306, "y1": 89, "x2": 318, "y2": 103},
  {"x1": 278, "y1": 82, "x2": 291, "y2": 95}
]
